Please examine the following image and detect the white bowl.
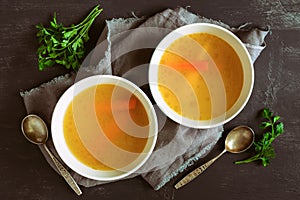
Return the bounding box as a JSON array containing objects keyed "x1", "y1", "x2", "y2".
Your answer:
[
  {"x1": 149, "y1": 23, "x2": 254, "y2": 128},
  {"x1": 52, "y1": 75, "x2": 158, "y2": 181}
]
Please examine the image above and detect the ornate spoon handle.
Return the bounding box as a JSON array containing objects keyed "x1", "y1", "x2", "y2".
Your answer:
[
  {"x1": 43, "y1": 144, "x2": 82, "y2": 195},
  {"x1": 175, "y1": 149, "x2": 227, "y2": 189}
]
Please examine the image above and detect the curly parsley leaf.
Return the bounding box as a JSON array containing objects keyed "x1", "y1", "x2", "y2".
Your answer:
[
  {"x1": 234, "y1": 108, "x2": 284, "y2": 167},
  {"x1": 36, "y1": 5, "x2": 103, "y2": 70}
]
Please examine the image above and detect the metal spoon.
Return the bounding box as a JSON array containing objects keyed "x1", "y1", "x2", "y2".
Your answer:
[
  {"x1": 21, "y1": 114, "x2": 82, "y2": 195},
  {"x1": 175, "y1": 125, "x2": 255, "y2": 189}
]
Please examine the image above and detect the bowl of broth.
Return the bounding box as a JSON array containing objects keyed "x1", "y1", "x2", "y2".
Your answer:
[
  {"x1": 52, "y1": 75, "x2": 158, "y2": 181},
  {"x1": 149, "y1": 23, "x2": 253, "y2": 128}
]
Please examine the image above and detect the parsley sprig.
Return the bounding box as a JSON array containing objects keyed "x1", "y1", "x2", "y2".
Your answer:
[
  {"x1": 235, "y1": 108, "x2": 284, "y2": 166},
  {"x1": 36, "y1": 5, "x2": 103, "y2": 70}
]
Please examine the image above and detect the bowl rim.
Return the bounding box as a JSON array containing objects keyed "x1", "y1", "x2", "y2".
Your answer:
[
  {"x1": 51, "y1": 75, "x2": 158, "y2": 181},
  {"x1": 148, "y1": 23, "x2": 254, "y2": 129}
]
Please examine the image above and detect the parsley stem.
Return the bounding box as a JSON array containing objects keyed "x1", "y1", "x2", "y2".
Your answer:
[
  {"x1": 51, "y1": 11, "x2": 100, "y2": 51},
  {"x1": 63, "y1": 6, "x2": 102, "y2": 30}
]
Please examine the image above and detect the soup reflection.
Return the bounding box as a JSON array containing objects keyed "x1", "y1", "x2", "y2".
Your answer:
[
  {"x1": 158, "y1": 33, "x2": 243, "y2": 120},
  {"x1": 63, "y1": 84, "x2": 149, "y2": 170}
]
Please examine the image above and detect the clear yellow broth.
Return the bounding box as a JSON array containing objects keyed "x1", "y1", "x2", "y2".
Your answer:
[
  {"x1": 158, "y1": 33, "x2": 243, "y2": 120},
  {"x1": 63, "y1": 84, "x2": 149, "y2": 170}
]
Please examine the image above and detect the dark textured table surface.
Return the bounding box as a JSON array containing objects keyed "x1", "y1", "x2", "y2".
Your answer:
[{"x1": 1, "y1": 0, "x2": 299, "y2": 199}]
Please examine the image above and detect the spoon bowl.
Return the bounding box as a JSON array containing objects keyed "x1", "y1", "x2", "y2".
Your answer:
[
  {"x1": 21, "y1": 114, "x2": 82, "y2": 195},
  {"x1": 225, "y1": 126, "x2": 255, "y2": 153},
  {"x1": 175, "y1": 125, "x2": 255, "y2": 189},
  {"x1": 21, "y1": 115, "x2": 48, "y2": 144}
]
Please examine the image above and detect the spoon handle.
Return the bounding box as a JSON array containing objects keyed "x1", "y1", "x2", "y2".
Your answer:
[
  {"x1": 175, "y1": 149, "x2": 227, "y2": 189},
  {"x1": 43, "y1": 144, "x2": 82, "y2": 195}
]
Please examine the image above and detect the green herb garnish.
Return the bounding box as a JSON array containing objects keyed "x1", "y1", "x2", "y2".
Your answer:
[
  {"x1": 234, "y1": 108, "x2": 284, "y2": 166},
  {"x1": 36, "y1": 5, "x2": 103, "y2": 70}
]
